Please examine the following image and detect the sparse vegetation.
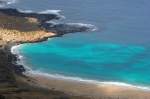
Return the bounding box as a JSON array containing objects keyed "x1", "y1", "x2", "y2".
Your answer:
[{"x1": 0, "y1": 13, "x2": 55, "y2": 44}]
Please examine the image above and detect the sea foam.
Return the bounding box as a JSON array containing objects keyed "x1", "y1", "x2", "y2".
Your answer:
[
  {"x1": 0, "y1": 0, "x2": 17, "y2": 7},
  {"x1": 46, "y1": 21, "x2": 98, "y2": 32},
  {"x1": 66, "y1": 23, "x2": 98, "y2": 31},
  {"x1": 26, "y1": 70, "x2": 150, "y2": 91},
  {"x1": 18, "y1": 9, "x2": 65, "y2": 20},
  {"x1": 39, "y1": 9, "x2": 65, "y2": 19},
  {"x1": 5, "y1": 0, "x2": 16, "y2": 4},
  {"x1": 39, "y1": 10, "x2": 61, "y2": 14},
  {"x1": 11, "y1": 45, "x2": 31, "y2": 71},
  {"x1": 18, "y1": 9, "x2": 34, "y2": 13}
]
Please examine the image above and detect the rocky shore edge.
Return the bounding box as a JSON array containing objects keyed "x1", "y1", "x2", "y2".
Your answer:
[
  {"x1": 0, "y1": 43, "x2": 94, "y2": 99},
  {"x1": 2, "y1": 7, "x2": 150, "y2": 99},
  {"x1": 0, "y1": 8, "x2": 96, "y2": 35},
  {"x1": 0, "y1": 8, "x2": 94, "y2": 99}
]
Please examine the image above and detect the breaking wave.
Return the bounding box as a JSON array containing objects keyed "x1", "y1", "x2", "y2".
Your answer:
[
  {"x1": 0, "y1": 0, "x2": 17, "y2": 7},
  {"x1": 45, "y1": 21, "x2": 98, "y2": 33},
  {"x1": 25, "y1": 69, "x2": 150, "y2": 91},
  {"x1": 66, "y1": 23, "x2": 98, "y2": 31},
  {"x1": 18, "y1": 9, "x2": 65, "y2": 20}
]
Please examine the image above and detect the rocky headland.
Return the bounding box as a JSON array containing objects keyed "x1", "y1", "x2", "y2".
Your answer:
[{"x1": 0, "y1": 8, "x2": 93, "y2": 99}]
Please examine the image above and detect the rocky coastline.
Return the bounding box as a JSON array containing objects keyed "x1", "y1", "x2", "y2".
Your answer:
[
  {"x1": 1, "y1": 7, "x2": 150, "y2": 99},
  {"x1": 0, "y1": 8, "x2": 93, "y2": 99}
]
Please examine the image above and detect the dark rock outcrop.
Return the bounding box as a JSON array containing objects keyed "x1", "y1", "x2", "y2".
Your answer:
[
  {"x1": 0, "y1": 8, "x2": 96, "y2": 35},
  {"x1": 0, "y1": 8, "x2": 61, "y2": 23},
  {"x1": 41, "y1": 22, "x2": 96, "y2": 35}
]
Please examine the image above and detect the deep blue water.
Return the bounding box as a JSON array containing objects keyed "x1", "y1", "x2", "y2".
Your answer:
[{"x1": 11, "y1": 0, "x2": 150, "y2": 86}]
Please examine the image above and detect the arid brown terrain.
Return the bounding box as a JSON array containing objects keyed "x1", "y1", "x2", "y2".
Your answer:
[{"x1": 0, "y1": 9, "x2": 90, "y2": 99}]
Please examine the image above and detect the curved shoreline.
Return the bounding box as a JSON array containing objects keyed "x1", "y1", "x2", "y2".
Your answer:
[
  {"x1": 1, "y1": 7, "x2": 150, "y2": 98},
  {"x1": 11, "y1": 44, "x2": 150, "y2": 92}
]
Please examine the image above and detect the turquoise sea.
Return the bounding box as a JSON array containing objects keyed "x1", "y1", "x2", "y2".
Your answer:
[{"x1": 10, "y1": 0, "x2": 150, "y2": 88}]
